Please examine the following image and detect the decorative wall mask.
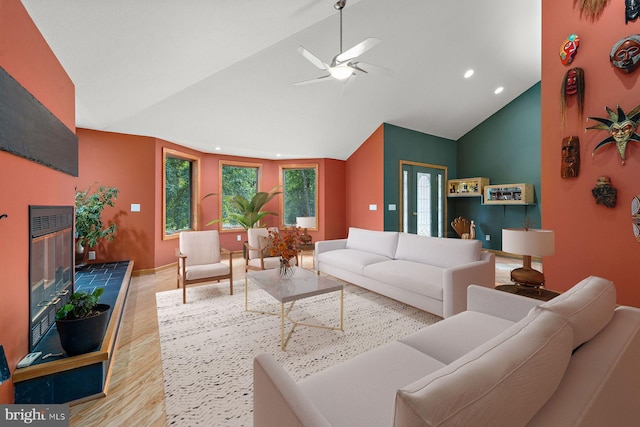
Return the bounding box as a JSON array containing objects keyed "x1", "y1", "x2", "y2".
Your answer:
[
  {"x1": 610, "y1": 35, "x2": 640, "y2": 73},
  {"x1": 575, "y1": 0, "x2": 610, "y2": 20},
  {"x1": 561, "y1": 136, "x2": 580, "y2": 178},
  {"x1": 632, "y1": 195, "x2": 640, "y2": 242},
  {"x1": 626, "y1": 0, "x2": 640, "y2": 23},
  {"x1": 560, "y1": 68, "x2": 585, "y2": 124},
  {"x1": 586, "y1": 104, "x2": 640, "y2": 165},
  {"x1": 591, "y1": 176, "x2": 617, "y2": 208},
  {"x1": 560, "y1": 34, "x2": 580, "y2": 65}
]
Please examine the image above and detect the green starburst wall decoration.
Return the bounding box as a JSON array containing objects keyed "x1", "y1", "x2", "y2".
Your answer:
[{"x1": 586, "y1": 104, "x2": 640, "y2": 165}]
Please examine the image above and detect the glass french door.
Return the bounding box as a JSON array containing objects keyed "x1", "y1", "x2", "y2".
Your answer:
[{"x1": 401, "y1": 162, "x2": 446, "y2": 236}]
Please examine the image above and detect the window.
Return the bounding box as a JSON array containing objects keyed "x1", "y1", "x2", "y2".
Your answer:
[
  {"x1": 220, "y1": 161, "x2": 260, "y2": 229},
  {"x1": 280, "y1": 165, "x2": 317, "y2": 227},
  {"x1": 163, "y1": 148, "x2": 199, "y2": 238}
]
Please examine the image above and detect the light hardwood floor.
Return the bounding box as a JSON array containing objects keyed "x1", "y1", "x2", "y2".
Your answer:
[{"x1": 69, "y1": 252, "x2": 530, "y2": 426}]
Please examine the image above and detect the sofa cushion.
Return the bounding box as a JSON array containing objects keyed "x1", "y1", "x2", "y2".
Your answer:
[
  {"x1": 393, "y1": 309, "x2": 573, "y2": 427},
  {"x1": 538, "y1": 275, "x2": 616, "y2": 349},
  {"x1": 345, "y1": 227, "x2": 399, "y2": 259},
  {"x1": 363, "y1": 260, "x2": 443, "y2": 300},
  {"x1": 298, "y1": 341, "x2": 446, "y2": 427},
  {"x1": 394, "y1": 233, "x2": 481, "y2": 268},
  {"x1": 399, "y1": 310, "x2": 516, "y2": 364},
  {"x1": 317, "y1": 248, "x2": 391, "y2": 275}
]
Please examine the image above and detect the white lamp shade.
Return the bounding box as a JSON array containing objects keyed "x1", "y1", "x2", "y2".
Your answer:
[
  {"x1": 502, "y1": 228, "x2": 555, "y2": 257},
  {"x1": 296, "y1": 216, "x2": 316, "y2": 229}
]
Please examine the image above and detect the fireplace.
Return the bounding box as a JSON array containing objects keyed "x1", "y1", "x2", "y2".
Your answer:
[{"x1": 29, "y1": 206, "x2": 74, "y2": 350}]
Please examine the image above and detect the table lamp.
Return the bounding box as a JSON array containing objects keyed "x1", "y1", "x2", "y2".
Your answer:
[
  {"x1": 296, "y1": 217, "x2": 316, "y2": 245},
  {"x1": 0, "y1": 345, "x2": 10, "y2": 385},
  {"x1": 502, "y1": 228, "x2": 555, "y2": 290}
]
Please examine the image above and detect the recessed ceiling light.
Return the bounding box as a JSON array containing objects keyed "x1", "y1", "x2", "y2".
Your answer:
[
  {"x1": 464, "y1": 69, "x2": 474, "y2": 79},
  {"x1": 494, "y1": 87, "x2": 504, "y2": 94},
  {"x1": 276, "y1": 153, "x2": 282, "y2": 157},
  {"x1": 214, "y1": 147, "x2": 221, "y2": 151}
]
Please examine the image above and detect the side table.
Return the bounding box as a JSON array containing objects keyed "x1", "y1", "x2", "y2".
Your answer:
[{"x1": 495, "y1": 284, "x2": 559, "y2": 302}]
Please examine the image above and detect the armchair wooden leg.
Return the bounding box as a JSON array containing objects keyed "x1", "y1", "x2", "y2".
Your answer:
[{"x1": 183, "y1": 283, "x2": 187, "y2": 304}]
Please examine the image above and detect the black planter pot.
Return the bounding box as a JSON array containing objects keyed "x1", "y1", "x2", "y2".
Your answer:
[{"x1": 55, "y1": 304, "x2": 111, "y2": 356}]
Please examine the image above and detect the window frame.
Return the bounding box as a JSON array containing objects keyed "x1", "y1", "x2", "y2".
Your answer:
[
  {"x1": 162, "y1": 147, "x2": 200, "y2": 240},
  {"x1": 218, "y1": 160, "x2": 263, "y2": 231},
  {"x1": 279, "y1": 163, "x2": 318, "y2": 229}
]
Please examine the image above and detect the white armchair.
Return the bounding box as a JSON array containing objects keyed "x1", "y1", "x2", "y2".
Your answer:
[{"x1": 176, "y1": 230, "x2": 233, "y2": 304}]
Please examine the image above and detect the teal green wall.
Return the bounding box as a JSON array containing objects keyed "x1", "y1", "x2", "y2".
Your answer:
[
  {"x1": 383, "y1": 123, "x2": 457, "y2": 231},
  {"x1": 454, "y1": 82, "x2": 541, "y2": 250},
  {"x1": 382, "y1": 82, "x2": 541, "y2": 250}
]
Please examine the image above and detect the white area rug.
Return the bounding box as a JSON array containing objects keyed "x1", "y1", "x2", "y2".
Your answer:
[{"x1": 156, "y1": 277, "x2": 441, "y2": 426}]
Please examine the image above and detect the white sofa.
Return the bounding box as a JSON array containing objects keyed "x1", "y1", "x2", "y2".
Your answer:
[
  {"x1": 254, "y1": 276, "x2": 640, "y2": 426},
  {"x1": 314, "y1": 227, "x2": 495, "y2": 318}
]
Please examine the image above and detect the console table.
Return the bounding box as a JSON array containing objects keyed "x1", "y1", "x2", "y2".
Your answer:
[{"x1": 13, "y1": 261, "x2": 133, "y2": 404}]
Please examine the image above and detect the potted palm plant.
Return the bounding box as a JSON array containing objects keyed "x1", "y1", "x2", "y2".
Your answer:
[
  {"x1": 55, "y1": 288, "x2": 110, "y2": 356},
  {"x1": 205, "y1": 186, "x2": 281, "y2": 229},
  {"x1": 75, "y1": 185, "x2": 119, "y2": 265},
  {"x1": 205, "y1": 187, "x2": 281, "y2": 258}
]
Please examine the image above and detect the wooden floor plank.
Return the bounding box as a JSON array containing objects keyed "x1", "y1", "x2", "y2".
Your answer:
[{"x1": 69, "y1": 251, "x2": 527, "y2": 426}]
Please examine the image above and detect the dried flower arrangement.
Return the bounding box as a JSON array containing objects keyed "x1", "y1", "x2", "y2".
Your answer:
[{"x1": 268, "y1": 227, "x2": 302, "y2": 277}]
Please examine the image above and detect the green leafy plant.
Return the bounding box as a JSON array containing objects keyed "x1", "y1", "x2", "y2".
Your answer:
[
  {"x1": 205, "y1": 186, "x2": 281, "y2": 229},
  {"x1": 56, "y1": 288, "x2": 105, "y2": 320},
  {"x1": 75, "y1": 185, "x2": 119, "y2": 248}
]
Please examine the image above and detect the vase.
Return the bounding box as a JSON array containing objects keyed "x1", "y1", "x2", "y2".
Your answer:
[
  {"x1": 75, "y1": 240, "x2": 87, "y2": 267},
  {"x1": 278, "y1": 257, "x2": 295, "y2": 279}
]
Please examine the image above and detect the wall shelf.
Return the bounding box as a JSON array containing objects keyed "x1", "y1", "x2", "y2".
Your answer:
[
  {"x1": 447, "y1": 177, "x2": 489, "y2": 197},
  {"x1": 483, "y1": 183, "x2": 534, "y2": 205}
]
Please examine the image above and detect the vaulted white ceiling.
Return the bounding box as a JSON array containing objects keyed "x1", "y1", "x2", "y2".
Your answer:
[{"x1": 20, "y1": 0, "x2": 541, "y2": 160}]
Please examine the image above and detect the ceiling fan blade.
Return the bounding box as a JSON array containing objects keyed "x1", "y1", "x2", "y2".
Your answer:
[
  {"x1": 293, "y1": 75, "x2": 333, "y2": 86},
  {"x1": 352, "y1": 62, "x2": 393, "y2": 76},
  {"x1": 298, "y1": 46, "x2": 329, "y2": 70},
  {"x1": 336, "y1": 38, "x2": 380, "y2": 63}
]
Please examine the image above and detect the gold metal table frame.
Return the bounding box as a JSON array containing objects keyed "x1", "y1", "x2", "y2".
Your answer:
[{"x1": 245, "y1": 269, "x2": 344, "y2": 350}]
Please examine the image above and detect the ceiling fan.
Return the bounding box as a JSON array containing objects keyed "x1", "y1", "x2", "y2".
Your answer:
[{"x1": 294, "y1": 0, "x2": 385, "y2": 86}]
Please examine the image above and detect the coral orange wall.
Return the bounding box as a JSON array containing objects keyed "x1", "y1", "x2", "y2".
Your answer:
[
  {"x1": 0, "y1": 0, "x2": 75, "y2": 403},
  {"x1": 76, "y1": 129, "x2": 156, "y2": 269},
  {"x1": 542, "y1": 1, "x2": 640, "y2": 306},
  {"x1": 345, "y1": 125, "x2": 385, "y2": 230},
  {"x1": 321, "y1": 158, "x2": 347, "y2": 240},
  {"x1": 0, "y1": 0, "x2": 74, "y2": 130}
]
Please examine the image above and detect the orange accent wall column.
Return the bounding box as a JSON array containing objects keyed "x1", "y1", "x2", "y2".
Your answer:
[
  {"x1": 321, "y1": 158, "x2": 347, "y2": 240},
  {"x1": 0, "y1": 0, "x2": 76, "y2": 403},
  {"x1": 76, "y1": 129, "x2": 157, "y2": 269},
  {"x1": 542, "y1": 1, "x2": 640, "y2": 306},
  {"x1": 346, "y1": 125, "x2": 385, "y2": 231}
]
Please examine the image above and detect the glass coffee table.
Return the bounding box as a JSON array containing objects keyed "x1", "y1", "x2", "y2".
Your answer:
[{"x1": 245, "y1": 267, "x2": 344, "y2": 350}]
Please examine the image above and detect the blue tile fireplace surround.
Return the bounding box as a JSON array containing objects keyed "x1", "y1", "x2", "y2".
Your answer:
[{"x1": 13, "y1": 261, "x2": 133, "y2": 404}]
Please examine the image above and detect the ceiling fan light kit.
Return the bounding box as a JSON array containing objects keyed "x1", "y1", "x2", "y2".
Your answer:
[{"x1": 295, "y1": 0, "x2": 385, "y2": 87}]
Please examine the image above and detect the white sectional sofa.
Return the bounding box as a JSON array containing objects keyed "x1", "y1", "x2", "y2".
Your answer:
[
  {"x1": 314, "y1": 227, "x2": 495, "y2": 318},
  {"x1": 254, "y1": 276, "x2": 640, "y2": 427}
]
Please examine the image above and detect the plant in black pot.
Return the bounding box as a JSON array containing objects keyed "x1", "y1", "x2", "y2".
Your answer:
[{"x1": 55, "y1": 288, "x2": 110, "y2": 356}]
